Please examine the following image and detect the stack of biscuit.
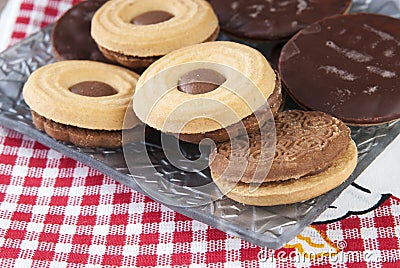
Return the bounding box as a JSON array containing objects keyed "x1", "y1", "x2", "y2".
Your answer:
[{"x1": 22, "y1": 0, "x2": 400, "y2": 206}]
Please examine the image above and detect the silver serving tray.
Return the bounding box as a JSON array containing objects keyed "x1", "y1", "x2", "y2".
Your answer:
[{"x1": 0, "y1": 0, "x2": 399, "y2": 249}]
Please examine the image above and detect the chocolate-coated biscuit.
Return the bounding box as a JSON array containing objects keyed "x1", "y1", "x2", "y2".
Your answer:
[
  {"x1": 279, "y1": 13, "x2": 400, "y2": 125},
  {"x1": 208, "y1": 0, "x2": 351, "y2": 42},
  {"x1": 52, "y1": 0, "x2": 111, "y2": 63}
]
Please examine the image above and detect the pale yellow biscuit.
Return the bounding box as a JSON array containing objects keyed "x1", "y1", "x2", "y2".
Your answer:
[
  {"x1": 91, "y1": 0, "x2": 219, "y2": 57},
  {"x1": 213, "y1": 140, "x2": 358, "y2": 206},
  {"x1": 133, "y1": 41, "x2": 276, "y2": 134},
  {"x1": 23, "y1": 60, "x2": 140, "y2": 131}
]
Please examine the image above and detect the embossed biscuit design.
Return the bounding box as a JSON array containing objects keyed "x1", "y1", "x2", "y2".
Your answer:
[{"x1": 210, "y1": 110, "x2": 358, "y2": 206}]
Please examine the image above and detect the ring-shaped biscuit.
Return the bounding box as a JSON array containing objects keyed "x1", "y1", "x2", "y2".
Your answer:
[
  {"x1": 23, "y1": 60, "x2": 140, "y2": 131},
  {"x1": 133, "y1": 41, "x2": 277, "y2": 141},
  {"x1": 91, "y1": 0, "x2": 219, "y2": 68}
]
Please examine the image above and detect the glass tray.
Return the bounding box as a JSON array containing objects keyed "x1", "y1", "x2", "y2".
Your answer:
[{"x1": 0, "y1": 0, "x2": 399, "y2": 249}]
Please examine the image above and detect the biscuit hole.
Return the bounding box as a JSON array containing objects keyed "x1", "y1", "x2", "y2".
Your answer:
[
  {"x1": 69, "y1": 81, "x2": 118, "y2": 97},
  {"x1": 131, "y1": 10, "x2": 174, "y2": 25},
  {"x1": 177, "y1": 69, "x2": 226, "y2": 95}
]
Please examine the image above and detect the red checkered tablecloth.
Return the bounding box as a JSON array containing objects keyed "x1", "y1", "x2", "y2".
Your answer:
[{"x1": 0, "y1": 1, "x2": 399, "y2": 267}]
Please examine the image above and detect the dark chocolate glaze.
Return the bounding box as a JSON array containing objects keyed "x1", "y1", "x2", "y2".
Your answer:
[
  {"x1": 208, "y1": 0, "x2": 351, "y2": 41},
  {"x1": 279, "y1": 13, "x2": 400, "y2": 125},
  {"x1": 69, "y1": 81, "x2": 118, "y2": 97},
  {"x1": 268, "y1": 43, "x2": 284, "y2": 70},
  {"x1": 178, "y1": 69, "x2": 226, "y2": 95},
  {"x1": 131, "y1": 11, "x2": 174, "y2": 25},
  {"x1": 52, "y1": 0, "x2": 111, "y2": 62}
]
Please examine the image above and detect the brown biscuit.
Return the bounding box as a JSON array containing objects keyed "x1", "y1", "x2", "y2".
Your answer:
[
  {"x1": 211, "y1": 110, "x2": 351, "y2": 183},
  {"x1": 97, "y1": 28, "x2": 220, "y2": 69},
  {"x1": 209, "y1": 110, "x2": 357, "y2": 206},
  {"x1": 32, "y1": 111, "x2": 123, "y2": 148},
  {"x1": 267, "y1": 110, "x2": 351, "y2": 181},
  {"x1": 212, "y1": 139, "x2": 358, "y2": 206},
  {"x1": 176, "y1": 72, "x2": 283, "y2": 144}
]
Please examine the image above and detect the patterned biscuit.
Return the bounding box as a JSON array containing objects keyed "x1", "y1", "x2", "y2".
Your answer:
[
  {"x1": 212, "y1": 139, "x2": 357, "y2": 206},
  {"x1": 210, "y1": 110, "x2": 357, "y2": 206}
]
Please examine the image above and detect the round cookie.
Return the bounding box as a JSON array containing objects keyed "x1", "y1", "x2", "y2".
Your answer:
[
  {"x1": 210, "y1": 110, "x2": 358, "y2": 206},
  {"x1": 133, "y1": 41, "x2": 281, "y2": 144},
  {"x1": 91, "y1": 0, "x2": 220, "y2": 69},
  {"x1": 208, "y1": 0, "x2": 351, "y2": 42},
  {"x1": 279, "y1": 13, "x2": 400, "y2": 125},
  {"x1": 23, "y1": 60, "x2": 140, "y2": 148},
  {"x1": 52, "y1": 0, "x2": 111, "y2": 63}
]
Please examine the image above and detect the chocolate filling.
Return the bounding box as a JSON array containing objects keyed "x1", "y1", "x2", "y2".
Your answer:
[
  {"x1": 131, "y1": 11, "x2": 174, "y2": 25},
  {"x1": 178, "y1": 69, "x2": 226, "y2": 95},
  {"x1": 69, "y1": 81, "x2": 118, "y2": 97}
]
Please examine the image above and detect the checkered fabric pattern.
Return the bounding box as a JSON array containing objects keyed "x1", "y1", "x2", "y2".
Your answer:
[
  {"x1": 0, "y1": 1, "x2": 399, "y2": 267},
  {"x1": 9, "y1": 0, "x2": 82, "y2": 46},
  {"x1": 0, "y1": 127, "x2": 262, "y2": 267}
]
